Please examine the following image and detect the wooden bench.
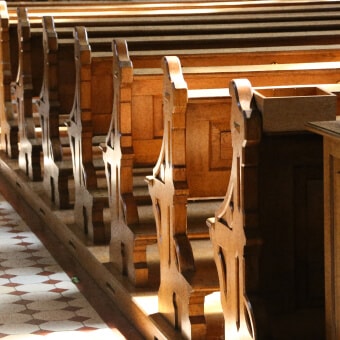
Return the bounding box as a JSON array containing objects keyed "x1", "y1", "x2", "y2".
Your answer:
[
  {"x1": 3, "y1": 1, "x2": 238, "y2": 159},
  {"x1": 0, "y1": 4, "x2": 309, "y2": 162},
  {"x1": 102, "y1": 37, "x2": 340, "y2": 288},
  {"x1": 145, "y1": 56, "x2": 230, "y2": 340},
  {"x1": 11, "y1": 0, "x2": 340, "y2": 270},
  {"x1": 16, "y1": 8, "x2": 131, "y2": 183},
  {"x1": 38, "y1": 16, "x2": 174, "y2": 208},
  {"x1": 3, "y1": 0, "x2": 340, "y2": 338},
  {"x1": 207, "y1": 78, "x2": 337, "y2": 339},
  {"x1": 120, "y1": 55, "x2": 340, "y2": 337},
  {"x1": 5, "y1": 1, "x2": 340, "y2": 162},
  {"x1": 32, "y1": 11, "x2": 340, "y2": 231}
]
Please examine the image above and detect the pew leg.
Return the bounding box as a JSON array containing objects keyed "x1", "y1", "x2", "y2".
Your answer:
[
  {"x1": 55, "y1": 171, "x2": 73, "y2": 209},
  {"x1": 74, "y1": 188, "x2": 110, "y2": 244},
  {"x1": 91, "y1": 199, "x2": 110, "y2": 244},
  {"x1": 158, "y1": 279, "x2": 209, "y2": 340},
  {"x1": 188, "y1": 293, "x2": 208, "y2": 340},
  {"x1": 44, "y1": 168, "x2": 73, "y2": 210},
  {"x1": 110, "y1": 222, "x2": 157, "y2": 287},
  {"x1": 1, "y1": 124, "x2": 18, "y2": 159},
  {"x1": 18, "y1": 141, "x2": 42, "y2": 181}
]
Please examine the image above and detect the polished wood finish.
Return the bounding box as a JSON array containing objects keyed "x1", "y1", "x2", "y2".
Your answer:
[
  {"x1": 16, "y1": 7, "x2": 43, "y2": 181},
  {"x1": 5, "y1": 0, "x2": 340, "y2": 161},
  {"x1": 208, "y1": 79, "x2": 336, "y2": 339},
  {"x1": 307, "y1": 120, "x2": 340, "y2": 340},
  {"x1": 65, "y1": 27, "x2": 112, "y2": 244},
  {"x1": 104, "y1": 38, "x2": 340, "y2": 288},
  {"x1": 39, "y1": 16, "x2": 75, "y2": 208},
  {"x1": 2, "y1": 1, "x2": 340, "y2": 339},
  {"x1": 23, "y1": 4, "x2": 340, "y2": 208},
  {"x1": 146, "y1": 56, "x2": 230, "y2": 339}
]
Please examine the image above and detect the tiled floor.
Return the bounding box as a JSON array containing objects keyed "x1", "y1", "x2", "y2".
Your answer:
[{"x1": 0, "y1": 195, "x2": 141, "y2": 339}]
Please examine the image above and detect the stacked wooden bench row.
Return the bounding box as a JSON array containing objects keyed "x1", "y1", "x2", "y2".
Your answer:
[
  {"x1": 9, "y1": 0, "x2": 340, "y2": 228},
  {"x1": 4, "y1": 0, "x2": 340, "y2": 161},
  {"x1": 6, "y1": 0, "x2": 340, "y2": 177},
  {"x1": 2, "y1": 1, "x2": 340, "y2": 339}
]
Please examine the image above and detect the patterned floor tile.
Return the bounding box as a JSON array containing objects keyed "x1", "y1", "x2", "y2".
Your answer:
[{"x1": 0, "y1": 196, "x2": 127, "y2": 339}]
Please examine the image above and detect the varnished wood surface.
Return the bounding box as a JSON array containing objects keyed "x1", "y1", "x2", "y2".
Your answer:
[
  {"x1": 208, "y1": 79, "x2": 336, "y2": 339},
  {"x1": 307, "y1": 119, "x2": 340, "y2": 340},
  {"x1": 2, "y1": 1, "x2": 340, "y2": 339}
]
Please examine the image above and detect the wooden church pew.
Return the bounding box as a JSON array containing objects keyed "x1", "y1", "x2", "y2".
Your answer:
[
  {"x1": 36, "y1": 16, "x2": 288, "y2": 210},
  {"x1": 145, "y1": 61, "x2": 338, "y2": 339},
  {"x1": 15, "y1": 8, "x2": 132, "y2": 182},
  {"x1": 103, "y1": 37, "x2": 340, "y2": 288},
  {"x1": 15, "y1": 0, "x2": 340, "y2": 242},
  {"x1": 207, "y1": 78, "x2": 336, "y2": 339},
  {"x1": 40, "y1": 22, "x2": 340, "y2": 244},
  {"x1": 0, "y1": 4, "x2": 309, "y2": 160},
  {"x1": 3, "y1": 0, "x2": 340, "y2": 338},
  {"x1": 15, "y1": 7, "x2": 43, "y2": 181},
  {"x1": 1, "y1": 0, "x2": 234, "y2": 159},
  {"x1": 5, "y1": 0, "x2": 340, "y2": 160},
  {"x1": 38, "y1": 16, "x2": 76, "y2": 209}
]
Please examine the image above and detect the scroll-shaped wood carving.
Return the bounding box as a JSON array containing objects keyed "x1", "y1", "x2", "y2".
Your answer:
[
  {"x1": 66, "y1": 26, "x2": 110, "y2": 244},
  {"x1": 16, "y1": 7, "x2": 42, "y2": 181},
  {"x1": 147, "y1": 56, "x2": 230, "y2": 339},
  {"x1": 207, "y1": 78, "x2": 262, "y2": 340}
]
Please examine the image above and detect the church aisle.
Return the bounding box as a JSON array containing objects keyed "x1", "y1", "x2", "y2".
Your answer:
[{"x1": 0, "y1": 194, "x2": 142, "y2": 339}]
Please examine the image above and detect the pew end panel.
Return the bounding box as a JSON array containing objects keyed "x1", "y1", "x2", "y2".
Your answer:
[
  {"x1": 208, "y1": 79, "x2": 336, "y2": 339},
  {"x1": 147, "y1": 56, "x2": 230, "y2": 339},
  {"x1": 0, "y1": 2, "x2": 18, "y2": 158},
  {"x1": 103, "y1": 39, "x2": 165, "y2": 288},
  {"x1": 38, "y1": 16, "x2": 76, "y2": 209},
  {"x1": 16, "y1": 7, "x2": 43, "y2": 181},
  {"x1": 67, "y1": 27, "x2": 111, "y2": 244},
  {"x1": 207, "y1": 78, "x2": 264, "y2": 340}
]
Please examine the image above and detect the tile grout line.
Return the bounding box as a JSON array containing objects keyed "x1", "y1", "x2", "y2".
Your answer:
[{"x1": 0, "y1": 195, "x2": 127, "y2": 339}]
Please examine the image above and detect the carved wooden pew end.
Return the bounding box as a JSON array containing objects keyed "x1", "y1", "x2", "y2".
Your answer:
[
  {"x1": 103, "y1": 39, "x2": 162, "y2": 287},
  {"x1": 38, "y1": 16, "x2": 75, "y2": 209},
  {"x1": 147, "y1": 56, "x2": 230, "y2": 339},
  {"x1": 16, "y1": 7, "x2": 44, "y2": 181},
  {"x1": 208, "y1": 78, "x2": 336, "y2": 339},
  {"x1": 66, "y1": 27, "x2": 112, "y2": 244}
]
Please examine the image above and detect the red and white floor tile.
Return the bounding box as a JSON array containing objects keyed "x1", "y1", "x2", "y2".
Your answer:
[{"x1": 0, "y1": 196, "x2": 138, "y2": 339}]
